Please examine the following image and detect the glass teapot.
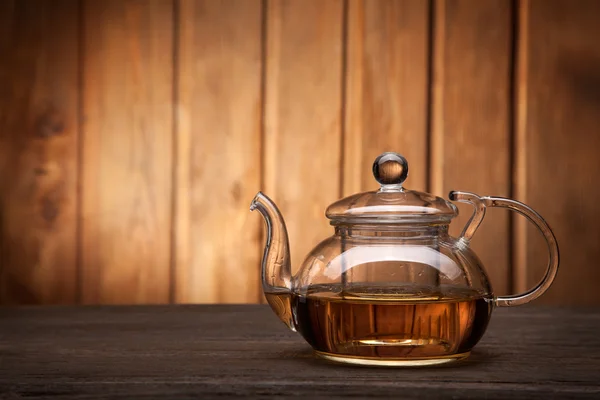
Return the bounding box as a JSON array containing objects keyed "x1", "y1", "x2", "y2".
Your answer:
[{"x1": 250, "y1": 152, "x2": 559, "y2": 366}]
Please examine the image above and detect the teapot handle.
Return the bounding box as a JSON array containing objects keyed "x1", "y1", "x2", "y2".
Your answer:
[{"x1": 449, "y1": 191, "x2": 559, "y2": 307}]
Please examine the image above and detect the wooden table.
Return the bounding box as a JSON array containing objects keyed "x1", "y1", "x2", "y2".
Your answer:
[{"x1": 1, "y1": 305, "x2": 599, "y2": 399}]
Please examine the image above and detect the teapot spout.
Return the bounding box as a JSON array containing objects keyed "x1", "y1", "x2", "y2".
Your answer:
[{"x1": 250, "y1": 192, "x2": 294, "y2": 330}]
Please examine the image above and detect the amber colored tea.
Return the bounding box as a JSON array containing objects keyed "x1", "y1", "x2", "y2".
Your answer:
[
  {"x1": 267, "y1": 284, "x2": 493, "y2": 361},
  {"x1": 265, "y1": 290, "x2": 294, "y2": 331}
]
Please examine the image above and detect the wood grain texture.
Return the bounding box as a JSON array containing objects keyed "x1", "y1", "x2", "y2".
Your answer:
[
  {"x1": 81, "y1": 0, "x2": 173, "y2": 304},
  {"x1": 431, "y1": 0, "x2": 512, "y2": 295},
  {"x1": 515, "y1": 0, "x2": 600, "y2": 305},
  {"x1": 0, "y1": 0, "x2": 599, "y2": 306},
  {"x1": 264, "y1": 0, "x2": 344, "y2": 273},
  {"x1": 175, "y1": 0, "x2": 262, "y2": 303},
  {"x1": 344, "y1": 0, "x2": 430, "y2": 195},
  {"x1": 0, "y1": 0, "x2": 79, "y2": 304},
  {"x1": 1, "y1": 305, "x2": 599, "y2": 398}
]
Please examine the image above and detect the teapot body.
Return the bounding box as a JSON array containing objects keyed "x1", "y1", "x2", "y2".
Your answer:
[{"x1": 288, "y1": 224, "x2": 494, "y2": 366}]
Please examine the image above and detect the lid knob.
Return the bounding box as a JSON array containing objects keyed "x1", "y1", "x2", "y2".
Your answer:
[{"x1": 373, "y1": 152, "x2": 408, "y2": 190}]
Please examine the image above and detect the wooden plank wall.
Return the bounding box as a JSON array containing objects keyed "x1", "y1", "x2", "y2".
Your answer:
[
  {"x1": 175, "y1": 0, "x2": 263, "y2": 303},
  {"x1": 81, "y1": 0, "x2": 173, "y2": 304},
  {"x1": 516, "y1": 0, "x2": 600, "y2": 304},
  {"x1": 1, "y1": 0, "x2": 599, "y2": 305},
  {"x1": 0, "y1": 0, "x2": 79, "y2": 304}
]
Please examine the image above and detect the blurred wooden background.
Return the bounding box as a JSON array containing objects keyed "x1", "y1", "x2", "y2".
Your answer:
[{"x1": 0, "y1": 0, "x2": 599, "y2": 305}]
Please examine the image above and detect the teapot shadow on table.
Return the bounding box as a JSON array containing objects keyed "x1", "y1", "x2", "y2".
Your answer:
[{"x1": 252, "y1": 152, "x2": 559, "y2": 367}]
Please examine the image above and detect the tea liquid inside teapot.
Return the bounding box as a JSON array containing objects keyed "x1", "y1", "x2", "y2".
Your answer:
[{"x1": 267, "y1": 284, "x2": 492, "y2": 365}]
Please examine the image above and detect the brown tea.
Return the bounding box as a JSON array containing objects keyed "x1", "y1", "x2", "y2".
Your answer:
[
  {"x1": 264, "y1": 290, "x2": 294, "y2": 331},
  {"x1": 291, "y1": 284, "x2": 492, "y2": 360}
]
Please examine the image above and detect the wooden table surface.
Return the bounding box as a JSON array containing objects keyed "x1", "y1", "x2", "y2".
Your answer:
[{"x1": 1, "y1": 305, "x2": 599, "y2": 399}]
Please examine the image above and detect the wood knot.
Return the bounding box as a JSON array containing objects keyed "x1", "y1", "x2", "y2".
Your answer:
[
  {"x1": 558, "y1": 51, "x2": 600, "y2": 106},
  {"x1": 35, "y1": 108, "x2": 65, "y2": 138},
  {"x1": 34, "y1": 167, "x2": 48, "y2": 176},
  {"x1": 231, "y1": 181, "x2": 242, "y2": 202},
  {"x1": 41, "y1": 196, "x2": 59, "y2": 222}
]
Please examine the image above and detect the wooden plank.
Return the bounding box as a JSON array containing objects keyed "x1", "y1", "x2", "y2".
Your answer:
[
  {"x1": 515, "y1": 0, "x2": 600, "y2": 305},
  {"x1": 344, "y1": 0, "x2": 430, "y2": 195},
  {"x1": 430, "y1": 0, "x2": 512, "y2": 295},
  {"x1": 264, "y1": 0, "x2": 344, "y2": 275},
  {"x1": 0, "y1": 0, "x2": 79, "y2": 304},
  {"x1": 1, "y1": 305, "x2": 600, "y2": 398},
  {"x1": 81, "y1": 0, "x2": 173, "y2": 304},
  {"x1": 175, "y1": 0, "x2": 262, "y2": 303}
]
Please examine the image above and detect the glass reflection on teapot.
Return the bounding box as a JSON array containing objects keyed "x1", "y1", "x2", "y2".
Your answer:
[{"x1": 251, "y1": 152, "x2": 559, "y2": 367}]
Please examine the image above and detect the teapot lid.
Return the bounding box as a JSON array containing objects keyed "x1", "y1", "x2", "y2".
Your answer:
[{"x1": 326, "y1": 152, "x2": 458, "y2": 224}]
